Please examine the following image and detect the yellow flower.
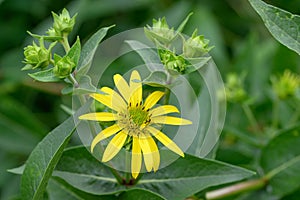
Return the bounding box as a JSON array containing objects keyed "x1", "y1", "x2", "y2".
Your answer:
[{"x1": 79, "y1": 70, "x2": 192, "y2": 178}]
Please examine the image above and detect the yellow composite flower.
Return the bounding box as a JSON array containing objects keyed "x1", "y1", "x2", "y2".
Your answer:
[{"x1": 79, "y1": 70, "x2": 192, "y2": 178}]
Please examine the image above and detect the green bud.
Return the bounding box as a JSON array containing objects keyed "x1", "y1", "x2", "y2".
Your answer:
[
  {"x1": 23, "y1": 38, "x2": 54, "y2": 70},
  {"x1": 53, "y1": 55, "x2": 75, "y2": 78},
  {"x1": 225, "y1": 73, "x2": 248, "y2": 103},
  {"x1": 271, "y1": 70, "x2": 300, "y2": 99},
  {"x1": 159, "y1": 49, "x2": 187, "y2": 74},
  {"x1": 183, "y1": 29, "x2": 213, "y2": 58},
  {"x1": 52, "y1": 8, "x2": 77, "y2": 36},
  {"x1": 144, "y1": 17, "x2": 176, "y2": 45}
]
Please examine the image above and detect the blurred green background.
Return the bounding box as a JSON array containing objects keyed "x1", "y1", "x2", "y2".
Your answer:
[{"x1": 1, "y1": 0, "x2": 300, "y2": 199}]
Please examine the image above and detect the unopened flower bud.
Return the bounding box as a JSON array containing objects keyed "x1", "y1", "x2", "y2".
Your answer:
[
  {"x1": 159, "y1": 49, "x2": 187, "y2": 74},
  {"x1": 23, "y1": 38, "x2": 53, "y2": 70},
  {"x1": 183, "y1": 29, "x2": 213, "y2": 58},
  {"x1": 225, "y1": 73, "x2": 248, "y2": 103},
  {"x1": 52, "y1": 8, "x2": 76, "y2": 36},
  {"x1": 144, "y1": 17, "x2": 176, "y2": 45},
  {"x1": 271, "y1": 70, "x2": 300, "y2": 99},
  {"x1": 53, "y1": 55, "x2": 75, "y2": 78}
]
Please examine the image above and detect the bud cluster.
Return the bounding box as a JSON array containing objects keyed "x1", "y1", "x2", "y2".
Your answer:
[
  {"x1": 22, "y1": 8, "x2": 78, "y2": 81},
  {"x1": 144, "y1": 14, "x2": 213, "y2": 75},
  {"x1": 271, "y1": 70, "x2": 300, "y2": 99}
]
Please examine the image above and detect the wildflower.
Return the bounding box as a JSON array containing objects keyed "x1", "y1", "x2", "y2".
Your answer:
[
  {"x1": 271, "y1": 70, "x2": 300, "y2": 99},
  {"x1": 79, "y1": 70, "x2": 192, "y2": 178}
]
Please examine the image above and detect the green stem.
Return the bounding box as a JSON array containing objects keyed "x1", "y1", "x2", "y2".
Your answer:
[
  {"x1": 205, "y1": 178, "x2": 267, "y2": 200},
  {"x1": 61, "y1": 33, "x2": 70, "y2": 52},
  {"x1": 68, "y1": 74, "x2": 79, "y2": 88},
  {"x1": 242, "y1": 103, "x2": 260, "y2": 133},
  {"x1": 164, "y1": 87, "x2": 171, "y2": 105}
]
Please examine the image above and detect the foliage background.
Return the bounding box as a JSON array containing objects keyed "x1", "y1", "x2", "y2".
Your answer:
[{"x1": 1, "y1": 0, "x2": 300, "y2": 199}]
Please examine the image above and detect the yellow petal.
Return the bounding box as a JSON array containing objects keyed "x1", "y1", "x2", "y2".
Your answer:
[
  {"x1": 114, "y1": 74, "x2": 131, "y2": 102},
  {"x1": 131, "y1": 136, "x2": 142, "y2": 179},
  {"x1": 129, "y1": 70, "x2": 142, "y2": 107},
  {"x1": 151, "y1": 116, "x2": 192, "y2": 125},
  {"x1": 102, "y1": 131, "x2": 127, "y2": 162},
  {"x1": 143, "y1": 91, "x2": 164, "y2": 111},
  {"x1": 91, "y1": 124, "x2": 122, "y2": 153},
  {"x1": 97, "y1": 87, "x2": 127, "y2": 110},
  {"x1": 138, "y1": 135, "x2": 153, "y2": 172},
  {"x1": 146, "y1": 136, "x2": 160, "y2": 171},
  {"x1": 147, "y1": 126, "x2": 184, "y2": 157},
  {"x1": 149, "y1": 105, "x2": 179, "y2": 117},
  {"x1": 79, "y1": 112, "x2": 117, "y2": 121}
]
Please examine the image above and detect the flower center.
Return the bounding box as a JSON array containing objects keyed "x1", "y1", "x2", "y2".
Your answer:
[{"x1": 129, "y1": 107, "x2": 149, "y2": 126}]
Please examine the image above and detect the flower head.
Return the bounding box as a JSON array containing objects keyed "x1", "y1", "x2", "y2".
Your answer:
[
  {"x1": 271, "y1": 70, "x2": 300, "y2": 99},
  {"x1": 52, "y1": 8, "x2": 77, "y2": 36},
  {"x1": 22, "y1": 38, "x2": 55, "y2": 70},
  {"x1": 144, "y1": 17, "x2": 176, "y2": 45},
  {"x1": 183, "y1": 29, "x2": 213, "y2": 58},
  {"x1": 79, "y1": 70, "x2": 192, "y2": 178}
]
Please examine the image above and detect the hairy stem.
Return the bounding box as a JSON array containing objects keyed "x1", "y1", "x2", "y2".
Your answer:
[{"x1": 206, "y1": 178, "x2": 267, "y2": 200}]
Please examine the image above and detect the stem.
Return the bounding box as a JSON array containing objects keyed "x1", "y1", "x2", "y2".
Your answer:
[
  {"x1": 242, "y1": 103, "x2": 260, "y2": 133},
  {"x1": 61, "y1": 33, "x2": 70, "y2": 52},
  {"x1": 68, "y1": 74, "x2": 79, "y2": 88},
  {"x1": 164, "y1": 87, "x2": 171, "y2": 105},
  {"x1": 205, "y1": 178, "x2": 267, "y2": 200}
]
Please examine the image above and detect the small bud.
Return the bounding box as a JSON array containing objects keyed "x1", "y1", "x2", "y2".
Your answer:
[
  {"x1": 271, "y1": 70, "x2": 300, "y2": 99},
  {"x1": 52, "y1": 8, "x2": 76, "y2": 36},
  {"x1": 144, "y1": 17, "x2": 176, "y2": 45},
  {"x1": 23, "y1": 38, "x2": 54, "y2": 70},
  {"x1": 225, "y1": 73, "x2": 248, "y2": 103},
  {"x1": 183, "y1": 29, "x2": 213, "y2": 58},
  {"x1": 53, "y1": 55, "x2": 75, "y2": 78},
  {"x1": 159, "y1": 49, "x2": 187, "y2": 74}
]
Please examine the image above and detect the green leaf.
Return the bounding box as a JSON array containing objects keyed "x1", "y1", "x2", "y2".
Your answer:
[
  {"x1": 61, "y1": 75, "x2": 97, "y2": 95},
  {"x1": 176, "y1": 12, "x2": 193, "y2": 33},
  {"x1": 28, "y1": 68, "x2": 61, "y2": 82},
  {"x1": 184, "y1": 56, "x2": 211, "y2": 74},
  {"x1": 20, "y1": 116, "x2": 77, "y2": 200},
  {"x1": 125, "y1": 40, "x2": 163, "y2": 72},
  {"x1": 248, "y1": 0, "x2": 300, "y2": 55},
  {"x1": 47, "y1": 178, "x2": 115, "y2": 200},
  {"x1": 143, "y1": 71, "x2": 168, "y2": 87},
  {"x1": 76, "y1": 25, "x2": 115, "y2": 76},
  {"x1": 67, "y1": 36, "x2": 81, "y2": 65},
  {"x1": 7, "y1": 164, "x2": 25, "y2": 175},
  {"x1": 54, "y1": 146, "x2": 254, "y2": 200},
  {"x1": 118, "y1": 189, "x2": 164, "y2": 200},
  {"x1": 260, "y1": 129, "x2": 300, "y2": 197}
]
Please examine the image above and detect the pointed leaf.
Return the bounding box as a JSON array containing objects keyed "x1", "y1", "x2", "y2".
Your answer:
[
  {"x1": 28, "y1": 68, "x2": 61, "y2": 82},
  {"x1": 77, "y1": 25, "x2": 115, "y2": 76},
  {"x1": 47, "y1": 178, "x2": 115, "y2": 200},
  {"x1": 176, "y1": 12, "x2": 193, "y2": 33},
  {"x1": 54, "y1": 147, "x2": 254, "y2": 200},
  {"x1": 125, "y1": 40, "x2": 163, "y2": 72},
  {"x1": 20, "y1": 116, "x2": 78, "y2": 200},
  {"x1": 249, "y1": 0, "x2": 300, "y2": 55},
  {"x1": 67, "y1": 37, "x2": 81, "y2": 65},
  {"x1": 260, "y1": 128, "x2": 300, "y2": 197}
]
